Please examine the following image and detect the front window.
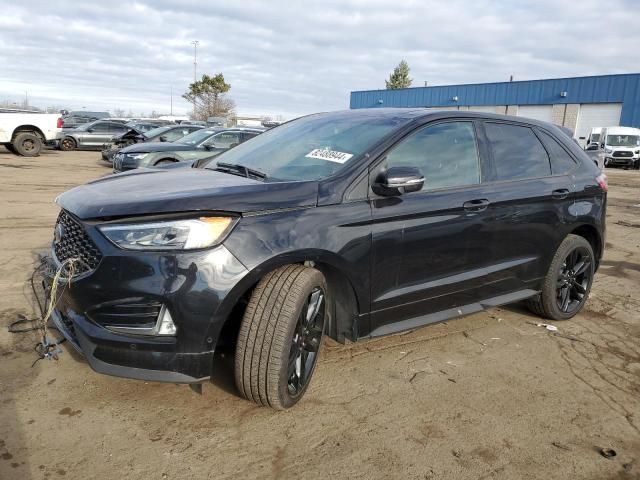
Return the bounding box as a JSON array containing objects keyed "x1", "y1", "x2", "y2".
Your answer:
[
  {"x1": 590, "y1": 133, "x2": 600, "y2": 142},
  {"x1": 179, "y1": 129, "x2": 220, "y2": 146},
  {"x1": 205, "y1": 112, "x2": 408, "y2": 181},
  {"x1": 606, "y1": 135, "x2": 639, "y2": 147},
  {"x1": 143, "y1": 126, "x2": 172, "y2": 138}
]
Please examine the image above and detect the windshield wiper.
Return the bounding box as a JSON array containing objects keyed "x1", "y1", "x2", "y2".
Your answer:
[{"x1": 215, "y1": 162, "x2": 268, "y2": 180}]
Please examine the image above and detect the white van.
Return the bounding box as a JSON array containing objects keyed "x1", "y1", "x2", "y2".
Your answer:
[
  {"x1": 584, "y1": 127, "x2": 603, "y2": 150},
  {"x1": 601, "y1": 126, "x2": 640, "y2": 169}
]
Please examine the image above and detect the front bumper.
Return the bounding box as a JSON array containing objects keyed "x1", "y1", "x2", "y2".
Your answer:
[
  {"x1": 605, "y1": 155, "x2": 638, "y2": 167},
  {"x1": 112, "y1": 153, "x2": 147, "y2": 172},
  {"x1": 44, "y1": 223, "x2": 249, "y2": 383}
]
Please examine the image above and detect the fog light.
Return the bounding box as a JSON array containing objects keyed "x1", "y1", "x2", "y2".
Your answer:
[
  {"x1": 156, "y1": 306, "x2": 177, "y2": 335},
  {"x1": 105, "y1": 304, "x2": 177, "y2": 336}
]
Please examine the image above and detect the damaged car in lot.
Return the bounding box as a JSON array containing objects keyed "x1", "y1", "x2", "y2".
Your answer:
[
  {"x1": 59, "y1": 120, "x2": 132, "y2": 151},
  {"x1": 111, "y1": 127, "x2": 263, "y2": 172},
  {"x1": 101, "y1": 124, "x2": 204, "y2": 162},
  {"x1": 46, "y1": 109, "x2": 606, "y2": 409}
]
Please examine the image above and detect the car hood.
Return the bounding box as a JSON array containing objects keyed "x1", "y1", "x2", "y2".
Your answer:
[
  {"x1": 113, "y1": 129, "x2": 143, "y2": 141},
  {"x1": 120, "y1": 142, "x2": 194, "y2": 153},
  {"x1": 57, "y1": 168, "x2": 318, "y2": 220}
]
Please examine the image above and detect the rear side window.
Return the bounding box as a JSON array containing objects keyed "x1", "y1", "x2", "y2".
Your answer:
[
  {"x1": 161, "y1": 129, "x2": 185, "y2": 142},
  {"x1": 485, "y1": 123, "x2": 551, "y2": 181},
  {"x1": 537, "y1": 130, "x2": 578, "y2": 174},
  {"x1": 385, "y1": 121, "x2": 480, "y2": 191}
]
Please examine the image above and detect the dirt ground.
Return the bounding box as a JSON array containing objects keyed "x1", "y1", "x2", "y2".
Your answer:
[{"x1": 0, "y1": 147, "x2": 639, "y2": 480}]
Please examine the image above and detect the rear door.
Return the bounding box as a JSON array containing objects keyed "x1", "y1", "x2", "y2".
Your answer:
[
  {"x1": 479, "y1": 121, "x2": 574, "y2": 291},
  {"x1": 85, "y1": 121, "x2": 111, "y2": 147},
  {"x1": 369, "y1": 120, "x2": 496, "y2": 335}
]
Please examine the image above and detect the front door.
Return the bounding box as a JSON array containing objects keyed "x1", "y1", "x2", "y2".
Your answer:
[{"x1": 368, "y1": 120, "x2": 494, "y2": 336}]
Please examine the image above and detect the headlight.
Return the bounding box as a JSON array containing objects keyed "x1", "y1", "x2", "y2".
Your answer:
[
  {"x1": 98, "y1": 217, "x2": 237, "y2": 250},
  {"x1": 604, "y1": 147, "x2": 613, "y2": 154},
  {"x1": 128, "y1": 153, "x2": 149, "y2": 160}
]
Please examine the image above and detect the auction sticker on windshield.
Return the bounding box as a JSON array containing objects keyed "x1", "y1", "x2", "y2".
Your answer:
[{"x1": 305, "y1": 148, "x2": 354, "y2": 164}]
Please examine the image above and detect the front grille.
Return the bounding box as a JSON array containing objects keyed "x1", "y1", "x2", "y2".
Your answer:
[
  {"x1": 612, "y1": 151, "x2": 633, "y2": 157},
  {"x1": 53, "y1": 210, "x2": 103, "y2": 275}
]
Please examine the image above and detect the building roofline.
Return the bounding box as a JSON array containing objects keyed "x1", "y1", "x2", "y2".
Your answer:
[{"x1": 351, "y1": 72, "x2": 640, "y2": 95}]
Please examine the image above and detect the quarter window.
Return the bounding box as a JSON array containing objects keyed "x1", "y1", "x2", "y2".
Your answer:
[
  {"x1": 385, "y1": 121, "x2": 480, "y2": 191},
  {"x1": 485, "y1": 123, "x2": 551, "y2": 181},
  {"x1": 537, "y1": 130, "x2": 577, "y2": 174}
]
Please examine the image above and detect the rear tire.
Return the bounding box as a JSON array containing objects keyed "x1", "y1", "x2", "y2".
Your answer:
[
  {"x1": 234, "y1": 265, "x2": 327, "y2": 410},
  {"x1": 526, "y1": 234, "x2": 595, "y2": 320},
  {"x1": 13, "y1": 132, "x2": 42, "y2": 156},
  {"x1": 59, "y1": 137, "x2": 77, "y2": 151}
]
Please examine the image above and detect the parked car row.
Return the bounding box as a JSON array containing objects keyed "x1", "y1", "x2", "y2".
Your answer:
[
  {"x1": 111, "y1": 127, "x2": 264, "y2": 171},
  {"x1": 101, "y1": 124, "x2": 204, "y2": 162}
]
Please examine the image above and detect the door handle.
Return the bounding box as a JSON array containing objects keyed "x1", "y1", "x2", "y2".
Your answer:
[
  {"x1": 552, "y1": 188, "x2": 570, "y2": 200},
  {"x1": 463, "y1": 199, "x2": 490, "y2": 212}
]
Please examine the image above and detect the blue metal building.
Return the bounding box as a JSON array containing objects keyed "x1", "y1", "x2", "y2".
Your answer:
[{"x1": 350, "y1": 73, "x2": 640, "y2": 145}]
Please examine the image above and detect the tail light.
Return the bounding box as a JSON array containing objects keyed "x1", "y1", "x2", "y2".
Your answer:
[
  {"x1": 596, "y1": 173, "x2": 608, "y2": 192},
  {"x1": 57, "y1": 117, "x2": 64, "y2": 128}
]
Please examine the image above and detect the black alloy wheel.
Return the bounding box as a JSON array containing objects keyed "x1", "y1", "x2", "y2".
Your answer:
[
  {"x1": 526, "y1": 234, "x2": 595, "y2": 320},
  {"x1": 556, "y1": 246, "x2": 592, "y2": 314},
  {"x1": 287, "y1": 287, "x2": 325, "y2": 397}
]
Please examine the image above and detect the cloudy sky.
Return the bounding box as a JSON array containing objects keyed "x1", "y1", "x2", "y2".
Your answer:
[{"x1": 1, "y1": 0, "x2": 639, "y2": 118}]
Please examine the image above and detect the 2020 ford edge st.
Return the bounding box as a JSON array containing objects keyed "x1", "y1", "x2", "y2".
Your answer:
[{"x1": 46, "y1": 109, "x2": 606, "y2": 409}]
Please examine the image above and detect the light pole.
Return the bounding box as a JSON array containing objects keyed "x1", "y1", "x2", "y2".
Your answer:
[{"x1": 191, "y1": 40, "x2": 199, "y2": 118}]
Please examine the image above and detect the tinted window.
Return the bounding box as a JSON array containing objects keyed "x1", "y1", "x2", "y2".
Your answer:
[
  {"x1": 91, "y1": 122, "x2": 110, "y2": 133},
  {"x1": 485, "y1": 123, "x2": 551, "y2": 181},
  {"x1": 203, "y1": 131, "x2": 241, "y2": 148},
  {"x1": 385, "y1": 121, "x2": 480, "y2": 190},
  {"x1": 538, "y1": 130, "x2": 577, "y2": 174},
  {"x1": 110, "y1": 123, "x2": 128, "y2": 133},
  {"x1": 160, "y1": 129, "x2": 185, "y2": 142}
]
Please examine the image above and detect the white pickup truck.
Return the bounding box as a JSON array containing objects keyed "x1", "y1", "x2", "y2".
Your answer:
[{"x1": 0, "y1": 113, "x2": 63, "y2": 156}]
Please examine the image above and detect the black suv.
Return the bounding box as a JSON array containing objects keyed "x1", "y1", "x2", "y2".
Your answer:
[{"x1": 46, "y1": 109, "x2": 606, "y2": 409}]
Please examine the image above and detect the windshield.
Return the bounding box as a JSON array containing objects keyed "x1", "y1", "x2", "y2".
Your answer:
[
  {"x1": 607, "y1": 134, "x2": 640, "y2": 147},
  {"x1": 590, "y1": 133, "x2": 600, "y2": 142},
  {"x1": 178, "y1": 129, "x2": 219, "y2": 145},
  {"x1": 205, "y1": 112, "x2": 407, "y2": 181},
  {"x1": 143, "y1": 126, "x2": 173, "y2": 138}
]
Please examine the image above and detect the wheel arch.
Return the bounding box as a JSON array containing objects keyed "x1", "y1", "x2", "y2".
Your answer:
[
  {"x1": 212, "y1": 250, "x2": 363, "y2": 348},
  {"x1": 11, "y1": 125, "x2": 45, "y2": 141},
  {"x1": 570, "y1": 223, "x2": 603, "y2": 268}
]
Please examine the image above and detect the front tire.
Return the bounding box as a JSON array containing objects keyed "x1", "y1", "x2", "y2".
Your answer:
[
  {"x1": 526, "y1": 234, "x2": 595, "y2": 320},
  {"x1": 13, "y1": 132, "x2": 42, "y2": 156},
  {"x1": 235, "y1": 265, "x2": 327, "y2": 410}
]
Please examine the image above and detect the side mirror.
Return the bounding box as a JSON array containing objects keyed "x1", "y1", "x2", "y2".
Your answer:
[
  {"x1": 586, "y1": 144, "x2": 599, "y2": 151},
  {"x1": 159, "y1": 135, "x2": 167, "y2": 142},
  {"x1": 203, "y1": 144, "x2": 213, "y2": 151},
  {"x1": 87, "y1": 128, "x2": 94, "y2": 133},
  {"x1": 372, "y1": 166, "x2": 424, "y2": 196}
]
